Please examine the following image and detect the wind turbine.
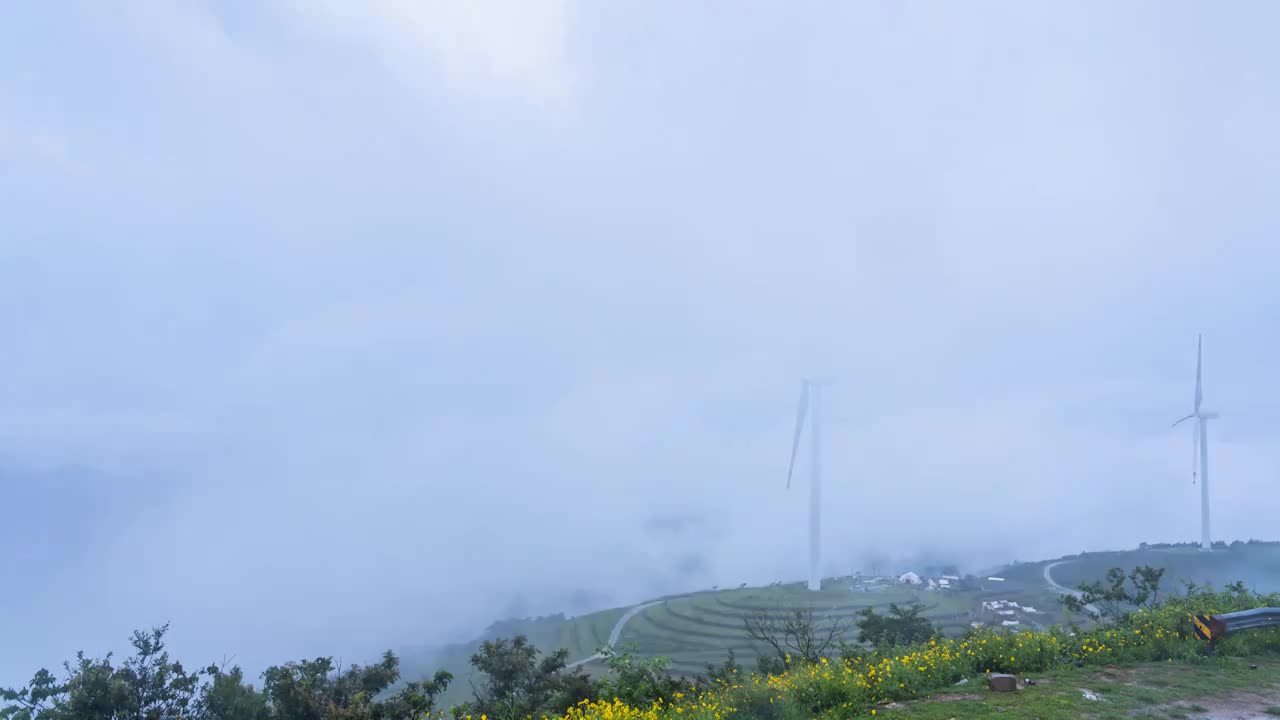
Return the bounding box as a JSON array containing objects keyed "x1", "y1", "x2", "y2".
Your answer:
[
  {"x1": 786, "y1": 377, "x2": 833, "y2": 591},
  {"x1": 1172, "y1": 335, "x2": 1218, "y2": 552}
]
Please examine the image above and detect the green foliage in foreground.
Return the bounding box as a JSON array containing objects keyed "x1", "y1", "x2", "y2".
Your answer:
[
  {"x1": 559, "y1": 581, "x2": 1280, "y2": 720},
  {"x1": 8, "y1": 572, "x2": 1280, "y2": 720},
  {"x1": 854, "y1": 603, "x2": 937, "y2": 650},
  {"x1": 0, "y1": 625, "x2": 451, "y2": 720}
]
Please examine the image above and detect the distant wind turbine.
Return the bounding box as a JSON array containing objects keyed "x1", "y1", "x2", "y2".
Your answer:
[
  {"x1": 786, "y1": 378, "x2": 833, "y2": 591},
  {"x1": 1172, "y1": 335, "x2": 1218, "y2": 552}
]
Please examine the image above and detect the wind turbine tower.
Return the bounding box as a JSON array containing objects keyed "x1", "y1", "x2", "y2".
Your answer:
[
  {"x1": 786, "y1": 378, "x2": 833, "y2": 591},
  {"x1": 1172, "y1": 335, "x2": 1218, "y2": 552}
]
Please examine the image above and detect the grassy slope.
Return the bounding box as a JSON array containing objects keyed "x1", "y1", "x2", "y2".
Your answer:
[
  {"x1": 896, "y1": 656, "x2": 1280, "y2": 719},
  {"x1": 412, "y1": 542, "x2": 1280, "y2": 708},
  {"x1": 619, "y1": 577, "x2": 1062, "y2": 675},
  {"x1": 1046, "y1": 544, "x2": 1280, "y2": 593}
]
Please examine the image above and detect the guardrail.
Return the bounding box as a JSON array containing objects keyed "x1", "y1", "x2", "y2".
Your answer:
[{"x1": 1193, "y1": 607, "x2": 1280, "y2": 646}]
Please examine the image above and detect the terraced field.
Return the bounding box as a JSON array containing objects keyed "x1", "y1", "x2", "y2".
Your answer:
[
  {"x1": 408, "y1": 543, "x2": 1280, "y2": 706},
  {"x1": 414, "y1": 564, "x2": 1117, "y2": 700},
  {"x1": 614, "y1": 580, "x2": 1022, "y2": 675}
]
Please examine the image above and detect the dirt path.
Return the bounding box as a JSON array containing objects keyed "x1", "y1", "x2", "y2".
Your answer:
[{"x1": 1162, "y1": 687, "x2": 1280, "y2": 719}]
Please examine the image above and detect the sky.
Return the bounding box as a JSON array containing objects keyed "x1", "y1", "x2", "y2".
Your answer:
[{"x1": 3, "y1": 0, "x2": 1280, "y2": 687}]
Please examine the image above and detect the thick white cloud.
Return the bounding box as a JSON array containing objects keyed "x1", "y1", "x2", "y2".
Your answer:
[
  {"x1": 274, "y1": 0, "x2": 575, "y2": 104},
  {"x1": 3, "y1": 0, "x2": 1280, "y2": 689}
]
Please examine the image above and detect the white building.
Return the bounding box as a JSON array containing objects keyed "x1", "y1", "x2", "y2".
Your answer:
[{"x1": 898, "y1": 572, "x2": 922, "y2": 585}]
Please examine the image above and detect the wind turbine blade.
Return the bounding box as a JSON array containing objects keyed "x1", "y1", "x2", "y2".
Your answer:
[
  {"x1": 786, "y1": 383, "x2": 809, "y2": 489},
  {"x1": 1194, "y1": 334, "x2": 1203, "y2": 413},
  {"x1": 1171, "y1": 414, "x2": 1195, "y2": 428}
]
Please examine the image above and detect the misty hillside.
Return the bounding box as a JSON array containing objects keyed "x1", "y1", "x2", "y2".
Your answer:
[
  {"x1": 399, "y1": 540, "x2": 1280, "y2": 708},
  {"x1": 0, "y1": 463, "x2": 166, "y2": 576}
]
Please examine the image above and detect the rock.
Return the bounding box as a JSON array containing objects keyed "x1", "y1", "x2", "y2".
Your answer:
[{"x1": 987, "y1": 674, "x2": 1017, "y2": 692}]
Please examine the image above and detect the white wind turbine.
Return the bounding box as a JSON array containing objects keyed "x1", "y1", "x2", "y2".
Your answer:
[
  {"x1": 786, "y1": 378, "x2": 833, "y2": 592},
  {"x1": 1172, "y1": 334, "x2": 1218, "y2": 552}
]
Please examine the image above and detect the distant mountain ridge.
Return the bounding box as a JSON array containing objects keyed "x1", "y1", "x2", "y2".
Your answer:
[{"x1": 0, "y1": 462, "x2": 173, "y2": 582}]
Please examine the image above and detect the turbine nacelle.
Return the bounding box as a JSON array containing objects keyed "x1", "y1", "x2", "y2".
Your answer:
[{"x1": 1172, "y1": 410, "x2": 1220, "y2": 429}]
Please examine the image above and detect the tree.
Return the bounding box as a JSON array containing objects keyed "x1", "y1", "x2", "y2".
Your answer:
[
  {"x1": 120, "y1": 624, "x2": 204, "y2": 720},
  {"x1": 854, "y1": 604, "x2": 935, "y2": 650},
  {"x1": 593, "y1": 645, "x2": 682, "y2": 708},
  {"x1": 1059, "y1": 565, "x2": 1166, "y2": 620},
  {"x1": 1, "y1": 669, "x2": 68, "y2": 720},
  {"x1": 2, "y1": 626, "x2": 450, "y2": 720},
  {"x1": 259, "y1": 650, "x2": 450, "y2": 720},
  {"x1": 1, "y1": 623, "x2": 201, "y2": 720},
  {"x1": 458, "y1": 636, "x2": 590, "y2": 720},
  {"x1": 743, "y1": 607, "x2": 850, "y2": 666},
  {"x1": 197, "y1": 666, "x2": 270, "y2": 720},
  {"x1": 372, "y1": 672, "x2": 453, "y2": 720},
  {"x1": 699, "y1": 650, "x2": 741, "y2": 687}
]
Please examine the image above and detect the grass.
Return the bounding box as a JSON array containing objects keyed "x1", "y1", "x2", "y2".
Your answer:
[
  {"x1": 614, "y1": 579, "x2": 1065, "y2": 673},
  {"x1": 411, "y1": 542, "x2": 1280, "y2": 710},
  {"x1": 881, "y1": 656, "x2": 1280, "y2": 719},
  {"x1": 1036, "y1": 543, "x2": 1280, "y2": 595},
  {"x1": 418, "y1": 573, "x2": 1078, "y2": 702}
]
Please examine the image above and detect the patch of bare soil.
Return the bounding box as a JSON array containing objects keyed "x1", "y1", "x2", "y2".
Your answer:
[
  {"x1": 1150, "y1": 687, "x2": 1280, "y2": 720},
  {"x1": 1094, "y1": 665, "x2": 1140, "y2": 682},
  {"x1": 927, "y1": 693, "x2": 983, "y2": 702}
]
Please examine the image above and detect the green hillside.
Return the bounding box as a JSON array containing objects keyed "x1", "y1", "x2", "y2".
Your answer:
[
  {"x1": 1042, "y1": 542, "x2": 1280, "y2": 592},
  {"x1": 614, "y1": 578, "x2": 1061, "y2": 676},
  {"x1": 416, "y1": 574, "x2": 1071, "y2": 706},
  {"x1": 413, "y1": 541, "x2": 1280, "y2": 708}
]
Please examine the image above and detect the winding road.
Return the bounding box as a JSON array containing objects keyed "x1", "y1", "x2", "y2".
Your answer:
[
  {"x1": 1044, "y1": 560, "x2": 1100, "y2": 616},
  {"x1": 567, "y1": 601, "x2": 663, "y2": 669},
  {"x1": 570, "y1": 563, "x2": 1094, "y2": 670}
]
